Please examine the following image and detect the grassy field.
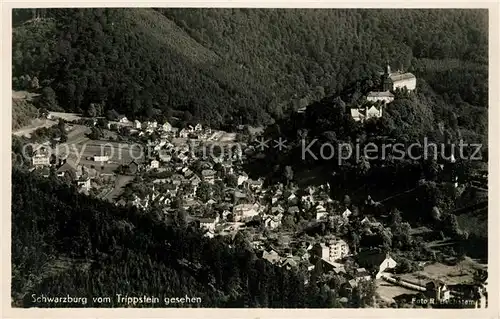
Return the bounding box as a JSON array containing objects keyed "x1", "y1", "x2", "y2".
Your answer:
[
  {"x1": 400, "y1": 257, "x2": 486, "y2": 286},
  {"x1": 62, "y1": 140, "x2": 145, "y2": 175},
  {"x1": 376, "y1": 279, "x2": 418, "y2": 303},
  {"x1": 12, "y1": 91, "x2": 40, "y2": 131},
  {"x1": 456, "y1": 207, "x2": 488, "y2": 238},
  {"x1": 105, "y1": 175, "x2": 135, "y2": 202}
]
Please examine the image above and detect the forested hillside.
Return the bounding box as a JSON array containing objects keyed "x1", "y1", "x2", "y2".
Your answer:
[
  {"x1": 12, "y1": 93, "x2": 38, "y2": 130},
  {"x1": 12, "y1": 8, "x2": 488, "y2": 128},
  {"x1": 12, "y1": 169, "x2": 373, "y2": 308}
]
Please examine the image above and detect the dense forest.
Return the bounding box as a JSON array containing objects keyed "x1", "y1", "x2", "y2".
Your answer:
[
  {"x1": 12, "y1": 8, "x2": 487, "y2": 128},
  {"x1": 12, "y1": 169, "x2": 380, "y2": 308}
]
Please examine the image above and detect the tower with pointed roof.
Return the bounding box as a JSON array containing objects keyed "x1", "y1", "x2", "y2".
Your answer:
[{"x1": 382, "y1": 61, "x2": 393, "y2": 91}]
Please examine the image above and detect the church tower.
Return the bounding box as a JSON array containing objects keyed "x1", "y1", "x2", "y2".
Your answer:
[
  {"x1": 382, "y1": 61, "x2": 393, "y2": 92},
  {"x1": 385, "y1": 62, "x2": 391, "y2": 76}
]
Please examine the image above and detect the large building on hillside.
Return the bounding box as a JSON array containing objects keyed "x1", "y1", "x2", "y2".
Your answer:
[
  {"x1": 366, "y1": 91, "x2": 395, "y2": 104},
  {"x1": 382, "y1": 64, "x2": 416, "y2": 91},
  {"x1": 312, "y1": 238, "x2": 350, "y2": 262}
]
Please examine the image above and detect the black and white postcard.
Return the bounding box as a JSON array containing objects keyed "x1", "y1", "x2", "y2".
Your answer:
[{"x1": 3, "y1": 2, "x2": 499, "y2": 318}]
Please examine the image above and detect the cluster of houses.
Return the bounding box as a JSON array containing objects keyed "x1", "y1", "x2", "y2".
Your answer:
[
  {"x1": 30, "y1": 145, "x2": 99, "y2": 194},
  {"x1": 111, "y1": 115, "x2": 213, "y2": 141},
  {"x1": 255, "y1": 232, "x2": 399, "y2": 295},
  {"x1": 27, "y1": 113, "x2": 485, "y2": 308}
]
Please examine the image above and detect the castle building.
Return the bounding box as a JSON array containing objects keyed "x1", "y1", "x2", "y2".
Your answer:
[
  {"x1": 366, "y1": 91, "x2": 395, "y2": 104},
  {"x1": 381, "y1": 63, "x2": 416, "y2": 91},
  {"x1": 350, "y1": 104, "x2": 383, "y2": 123}
]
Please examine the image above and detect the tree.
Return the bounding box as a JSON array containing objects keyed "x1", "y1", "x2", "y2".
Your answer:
[
  {"x1": 196, "y1": 182, "x2": 212, "y2": 202},
  {"x1": 225, "y1": 174, "x2": 238, "y2": 187},
  {"x1": 89, "y1": 127, "x2": 103, "y2": 140},
  {"x1": 395, "y1": 258, "x2": 415, "y2": 274},
  {"x1": 343, "y1": 195, "x2": 351, "y2": 207},
  {"x1": 444, "y1": 214, "x2": 461, "y2": 236},
  {"x1": 431, "y1": 206, "x2": 441, "y2": 221},
  {"x1": 30, "y1": 76, "x2": 40, "y2": 89},
  {"x1": 352, "y1": 280, "x2": 377, "y2": 307},
  {"x1": 39, "y1": 87, "x2": 57, "y2": 109},
  {"x1": 283, "y1": 165, "x2": 294, "y2": 186},
  {"x1": 106, "y1": 109, "x2": 120, "y2": 121},
  {"x1": 96, "y1": 118, "x2": 108, "y2": 129},
  {"x1": 173, "y1": 209, "x2": 187, "y2": 227},
  {"x1": 88, "y1": 104, "x2": 97, "y2": 118},
  {"x1": 351, "y1": 232, "x2": 360, "y2": 254},
  {"x1": 38, "y1": 107, "x2": 49, "y2": 118}
]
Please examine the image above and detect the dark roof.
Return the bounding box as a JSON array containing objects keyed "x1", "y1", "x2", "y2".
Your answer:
[
  {"x1": 199, "y1": 217, "x2": 216, "y2": 223},
  {"x1": 165, "y1": 183, "x2": 177, "y2": 190},
  {"x1": 356, "y1": 249, "x2": 391, "y2": 268},
  {"x1": 367, "y1": 91, "x2": 394, "y2": 98},
  {"x1": 426, "y1": 280, "x2": 447, "y2": 289},
  {"x1": 389, "y1": 72, "x2": 416, "y2": 82},
  {"x1": 201, "y1": 169, "x2": 216, "y2": 176},
  {"x1": 288, "y1": 206, "x2": 300, "y2": 213},
  {"x1": 128, "y1": 160, "x2": 139, "y2": 167},
  {"x1": 39, "y1": 166, "x2": 50, "y2": 176},
  {"x1": 56, "y1": 160, "x2": 77, "y2": 173}
]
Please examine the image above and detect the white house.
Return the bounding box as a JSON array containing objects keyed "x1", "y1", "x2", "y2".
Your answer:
[
  {"x1": 162, "y1": 121, "x2": 173, "y2": 132},
  {"x1": 134, "y1": 120, "x2": 142, "y2": 129},
  {"x1": 350, "y1": 108, "x2": 365, "y2": 122},
  {"x1": 77, "y1": 177, "x2": 91, "y2": 192},
  {"x1": 32, "y1": 146, "x2": 50, "y2": 166},
  {"x1": 237, "y1": 173, "x2": 249, "y2": 186},
  {"x1": 312, "y1": 238, "x2": 350, "y2": 262},
  {"x1": 150, "y1": 160, "x2": 160, "y2": 169},
  {"x1": 342, "y1": 208, "x2": 352, "y2": 220},
  {"x1": 264, "y1": 213, "x2": 282, "y2": 229},
  {"x1": 389, "y1": 72, "x2": 417, "y2": 91},
  {"x1": 194, "y1": 123, "x2": 203, "y2": 132},
  {"x1": 316, "y1": 211, "x2": 327, "y2": 221},
  {"x1": 350, "y1": 105, "x2": 382, "y2": 122},
  {"x1": 233, "y1": 203, "x2": 259, "y2": 221},
  {"x1": 328, "y1": 238, "x2": 350, "y2": 261},
  {"x1": 201, "y1": 169, "x2": 216, "y2": 184},
  {"x1": 262, "y1": 249, "x2": 281, "y2": 264},
  {"x1": 159, "y1": 152, "x2": 172, "y2": 163},
  {"x1": 177, "y1": 153, "x2": 189, "y2": 164},
  {"x1": 199, "y1": 215, "x2": 220, "y2": 232},
  {"x1": 312, "y1": 243, "x2": 330, "y2": 261},
  {"x1": 366, "y1": 105, "x2": 383, "y2": 119},
  {"x1": 381, "y1": 64, "x2": 417, "y2": 91},
  {"x1": 118, "y1": 115, "x2": 129, "y2": 123},
  {"x1": 245, "y1": 178, "x2": 264, "y2": 192},
  {"x1": 179, "y1": 128, "x2": 189, "y2": 138},
  {"x1": 93, "y1": 155, "x2": 109, "y2": 162}
]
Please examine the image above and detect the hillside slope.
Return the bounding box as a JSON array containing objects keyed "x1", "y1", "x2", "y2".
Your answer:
[
  {"x1": 12, "y1": 8, "x2": 488, "y2": 128},
  {"x1": 12, "y1": 91, "x2": 39, "y2": 130},
  {"x1": 12, "y1": 169, "x2": 346, "y2": 308}
]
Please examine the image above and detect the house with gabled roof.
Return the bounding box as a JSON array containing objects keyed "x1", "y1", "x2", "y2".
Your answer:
[
  {"x1": 356, "y1": 249, "x2": 397, "y2": 279},
  {"x1": 262, "y1": 249, "x2": 281, "y2": 264},
  {"x1": 201, "y1": 169, "x2": 216, "y2": 184},
  {"x1": 56, "y1": 159, "x2": 79, "y2": 180},
  {"x1": 162, "y1": 121, "x2": 172, "y2": 132}
]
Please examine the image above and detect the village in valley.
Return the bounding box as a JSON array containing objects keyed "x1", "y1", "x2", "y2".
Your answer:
[{"x1": 15, "y1": 62, "x2": 488, "y2": 308}]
